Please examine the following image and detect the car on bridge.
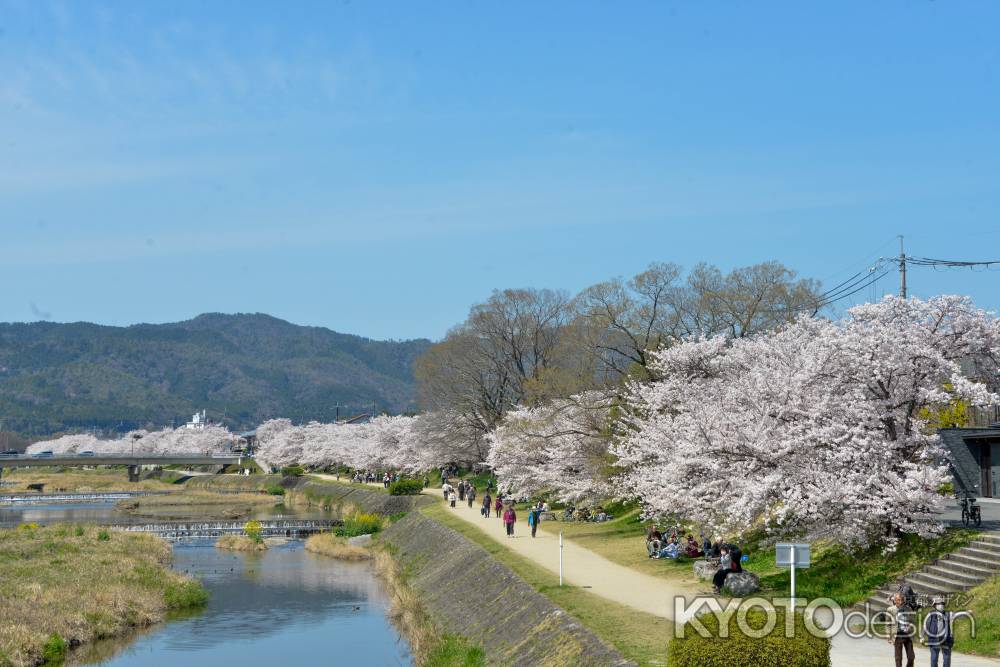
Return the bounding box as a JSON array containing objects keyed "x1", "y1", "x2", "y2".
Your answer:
[
  {"x1": 31, "y1": 450, "x2": 54, "y2": 458},
  {"x1": 78, "y1": 451, "x2": 95, "y2": 457},
  {"x1": 0, "y1": 449, "x2": 19, "y2": 458}
]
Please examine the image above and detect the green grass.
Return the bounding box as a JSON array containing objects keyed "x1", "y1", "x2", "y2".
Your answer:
[
  {"x1": 0, "y1": 525, "x2": 206, "y2": 667},
  {"x1": 952, "y1": 572, "x2": 1000, "y2": 657},
  {"x1": 538, "y1": 507, "x2": 979, "y2": 607},
  {"x1": 423, "y1": 502, "x2": 674, "y2": 667},
  {"x1": 423, "y1": 636, "x2": 487, "y2": 667},
  {"x1": 745, "y1": 529, "x2": 979, "y2": 606}
]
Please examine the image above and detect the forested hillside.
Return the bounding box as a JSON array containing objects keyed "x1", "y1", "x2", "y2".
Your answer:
[{"x1": 0, "y1": 313, "x2": 430, "y2": 437}]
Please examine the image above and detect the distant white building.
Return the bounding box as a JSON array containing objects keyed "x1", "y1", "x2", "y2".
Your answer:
[{"x1": 184, "y1": 410, "x2": 208, "y2": 430}]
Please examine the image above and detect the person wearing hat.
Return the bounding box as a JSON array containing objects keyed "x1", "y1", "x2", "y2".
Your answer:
[{"x1": 921, "y1": 596, "x2": 955, "y2": 667}]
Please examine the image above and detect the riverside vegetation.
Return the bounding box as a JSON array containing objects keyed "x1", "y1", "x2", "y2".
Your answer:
[{"x1": 0, "y1": 524, "x2": 206, "y2": 667}]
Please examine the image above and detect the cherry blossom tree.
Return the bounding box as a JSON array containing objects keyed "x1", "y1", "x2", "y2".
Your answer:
[
  {"x1": 613, "y1": 296, "x2": 1000, "y2": 550},
  {"x1": 486, "y1": 391, "x2": 614, "y2": 503},
  {"x1": 25, "y1": 426, "x2": 234, "y2": 456}
]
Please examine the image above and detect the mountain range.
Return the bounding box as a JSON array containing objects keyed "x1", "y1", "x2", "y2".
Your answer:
[{"x1": 0, "y1": 313, "x2": 431, "y2": 437}]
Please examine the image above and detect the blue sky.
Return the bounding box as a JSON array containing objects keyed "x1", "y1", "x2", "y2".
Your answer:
[{"x1": 1, "y1": 1, "x2": 998, "y2": 340}]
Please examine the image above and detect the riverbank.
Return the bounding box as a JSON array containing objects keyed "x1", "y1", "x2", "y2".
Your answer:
[
  {"x1": 0, "y1": 524, "x2": 206, "y2": 667},
  {"x1": 1, "y1": 468, "x2": 184, "y2": 494}
]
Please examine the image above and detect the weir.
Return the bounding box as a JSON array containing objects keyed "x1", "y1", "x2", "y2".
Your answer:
[
  {"x1": 0, "y1": 491, "x2": 171, "y2": 504},
  {"x1": 109, "y1": 519, "x2": 341, "y2": 539}
]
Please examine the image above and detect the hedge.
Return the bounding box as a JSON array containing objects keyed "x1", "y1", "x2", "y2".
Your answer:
[
  {"x1": 668, "y1": 607, "x2": 830, "y2": 667},
  {"x1": 388, "y1": 479, "x2": 424, "y2": 496}
]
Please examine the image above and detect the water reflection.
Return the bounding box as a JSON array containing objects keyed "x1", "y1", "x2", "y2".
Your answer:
[{"x1": 73, "y1": 539, "x2": 411, "y2": 666}]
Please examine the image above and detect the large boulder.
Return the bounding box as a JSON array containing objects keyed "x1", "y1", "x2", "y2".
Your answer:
[
  {"x1": 693, "y1": 560, "x2": 717, "y2": 581},
  {"x1": 347, "y1": 534, "x2": 373, "y2": 547},
  {"x1": 722, "y1": 571, "x2": 760, "y2": 597}
]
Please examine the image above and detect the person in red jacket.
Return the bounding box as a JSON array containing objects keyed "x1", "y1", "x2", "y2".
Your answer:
[
  {"x1": 494, "y1": 496, "x2": 503, "y2": 519},
  {"x1": 503, "y1": 505, "x2": 517, "y2": 537}
]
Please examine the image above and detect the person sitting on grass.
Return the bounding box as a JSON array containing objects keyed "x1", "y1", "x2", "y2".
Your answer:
[
  {"x1": 646, "y1": 527, "x2": 663, "y2": 558},
  {"x1": 685, "y1": 534, "x2": 703, "y2": 558},
  {"x1": 656, "y1": 536, "x2": 681, "y2": 559}
]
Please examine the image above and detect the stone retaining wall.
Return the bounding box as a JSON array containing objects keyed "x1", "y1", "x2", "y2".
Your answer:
[{"x1": 381, "y1": 512, "x2": 634, "y2": 667}]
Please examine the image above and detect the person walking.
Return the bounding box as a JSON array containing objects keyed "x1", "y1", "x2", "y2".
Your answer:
[
  {"x1": 528, "y1": 506, "x2": 540, "y2": 538},
  {"x1": 467, "y1": 485, "x2": 476, "y2": 508},
  {"x1": 886, "y1": 592, "x2": 916, "y2": 667},
  {"x1": 448, "y1": 489, "x2": 457, "y2": 508},
  {"x1": 494, "y1": 495, "x2": 503, "y2": 519},
  {"x1": 921, "y1": 596, "x2": 955, "y2": 667},
  {"x1": 458, "y1": 481, "x2": 466, "y2": 502},
  {"x1": 482, "y1": 492, "x2": 492, "y2": 518},
  {"x1": 503, "y1": 505, "x2": 517, "y2": 537}
]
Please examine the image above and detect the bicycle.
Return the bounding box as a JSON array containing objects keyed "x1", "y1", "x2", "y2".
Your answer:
[{"x1": 961, "y1": 496, "x2": 982, "y2": 528}]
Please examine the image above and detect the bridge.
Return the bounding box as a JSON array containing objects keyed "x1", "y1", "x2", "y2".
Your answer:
[{"x1": 0, "y1": 454, "x2": 246, "y2": 481}]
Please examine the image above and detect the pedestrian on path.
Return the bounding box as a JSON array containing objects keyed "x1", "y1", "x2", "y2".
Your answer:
[
  {"x1": 458, "y1": 481, "x2": 466, "y2": 502},
  {"x1": 482, "y1": 492, "x2": 491, "y2": 517},
  {"x1": 886, "y1": 592, "x2": 916, "y2": 667},
  {"x1": 494, "y1": 496, "x2": 503, "y2": 519},
  {"x1": 921, "y1": 596, "x2": 955, "y2": 667},
  {"x1": 449, "y1": 490, "x2": 457, "y2": 508},
  {"x1": 503, "y1": 505, "x2": 517, "y2": 537},
  {"x1": 467, "y1": 485, "x2": 476, "y2": 508},
  {"x1": 528, "y1": 506, "x2": 540, "y2": 538}
]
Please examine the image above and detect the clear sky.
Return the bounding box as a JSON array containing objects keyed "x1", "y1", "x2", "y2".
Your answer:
[{"x1": 1, "y1": 1, "x2": 998, "y2": 341}]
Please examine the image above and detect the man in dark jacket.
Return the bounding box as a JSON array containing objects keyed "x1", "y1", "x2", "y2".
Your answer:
[{"x1": 921, "y1": 596, "x2": 954, "y2": 667}]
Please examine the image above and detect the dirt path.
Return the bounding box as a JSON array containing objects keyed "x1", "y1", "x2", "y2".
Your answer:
[
  {"x1": 425, "y1": 490, "x2": 1000, "y2": 667},
  {"x1": 432, "y1": 489, "x2": 703, "y2": 621}
]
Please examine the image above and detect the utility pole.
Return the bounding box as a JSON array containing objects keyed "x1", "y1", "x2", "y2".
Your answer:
[{"x1": 898, "y1": 235, "x2": 907, "y2": 298}]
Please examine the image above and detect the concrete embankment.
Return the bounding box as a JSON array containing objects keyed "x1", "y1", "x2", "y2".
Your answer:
[
  {"x1": 381, "y1": 511, "x2": 634, "y2": 666},
  {"x1": 190, "y1": 476, "x2": 633, "y2": 666}
]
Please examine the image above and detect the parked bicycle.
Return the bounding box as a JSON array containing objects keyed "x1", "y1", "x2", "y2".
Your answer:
[{"x1": 961, "y1": 496, "x2": 982, "y2": 528}]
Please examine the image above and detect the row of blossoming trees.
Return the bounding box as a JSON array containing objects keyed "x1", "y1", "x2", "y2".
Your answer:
[
  {"x1": 22, "y1": 293, "x2": 1000, "y2": 549},
  {"x1": 486, "y1": 296, "x2": 1000, "y2": 549}
]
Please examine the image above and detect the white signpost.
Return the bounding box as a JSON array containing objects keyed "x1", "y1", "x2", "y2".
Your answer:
[
  {"x1": 775, "y1": 542, "x2": 811, "y2": 599},
  {"x1": 559, "y1": 531, "x2": 564, "y2": 586}
]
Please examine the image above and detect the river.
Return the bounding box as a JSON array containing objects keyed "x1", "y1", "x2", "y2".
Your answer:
[{"x1": 0, "y1": 496, "x2": 413, "y2": 666}]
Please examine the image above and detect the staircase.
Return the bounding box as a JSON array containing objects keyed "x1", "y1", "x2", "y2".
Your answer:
[{"x1": 858, "y1": 532, "x2": 1000, "y2": 614}]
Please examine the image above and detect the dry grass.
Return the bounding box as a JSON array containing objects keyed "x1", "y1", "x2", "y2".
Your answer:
[
  {"x1": 116, "y1": 491, "x2": 279, "y2": 520},
  {"x1": 304, "y1": 533, "x2": 371, "y2": 560},
  {"x1": 372, "y1": 548, "x2": 441, "y2": 664},
  {"x1": 215, "y1": 535, "x2": 267, "y2": 552},
  {"x1": 1, "y1": 468, "x2": 182, "y2": 494},
  {"x1": 0, "y1": 524, "x2": 206, "y2": 667}
]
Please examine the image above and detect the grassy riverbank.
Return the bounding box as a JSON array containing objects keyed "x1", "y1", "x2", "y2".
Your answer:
[
  {"x1": 305, "y1": 533, "x2": 371, "y2": 560},
  {"x1": 0, "y1": 524, "x2": 206, "y2": 667},
  {"x1": 1, "y1": 468, "x2": 184, "y2": 494},
  {"x1": 116, "y1": 491, "x2": 279, "y2": 520},
  {"x1": 372, "y1": 548, "x2": 485, "y2": 667},
  {"x1": 422, "y1": 502, "x2": 673, "y2": 667}
]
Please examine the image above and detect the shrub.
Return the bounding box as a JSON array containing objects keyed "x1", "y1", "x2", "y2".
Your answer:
[
  {"x1": 244, "y1": 520, "x2": 263, "y2": 543},
  {"x1": 388, "y1": 479, "x2": 423, "y2": 496},
  {"x1": 668, "y1": 608, "x2": 830, "y2": 667},
  {"x1": 266, "y1": 485, "x2": 286, "y2": 496},
  {"x1": 97, "y1": 529, "x2": 110, "y2": 541},
  {"x1": 281, "y1": 465, "x2": 305, "y2": 477},
  {"x1": 42, "y1": 634, "x2": 66, "y2": 663},
  {"x1": 164, "y1": 579, "x2": 209, "y2": 609},
  {"x1": 74, "y1": 525, "x2": 85, "y2": 537},
  {"x1": 336, "y1": 511, "x2": 384, "y2": 537}
]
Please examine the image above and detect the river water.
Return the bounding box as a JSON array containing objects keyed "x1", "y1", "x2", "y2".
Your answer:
[{"x1": 0, "y1": 497, "x2": 413, "y2": 667}]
